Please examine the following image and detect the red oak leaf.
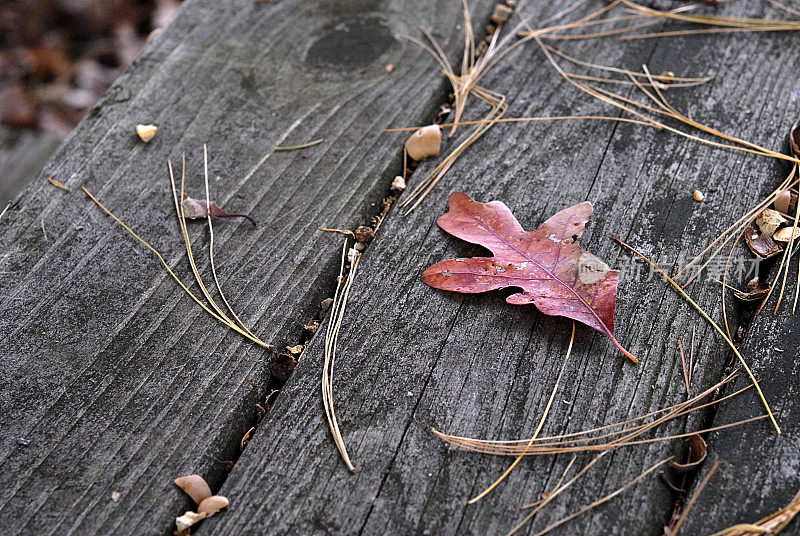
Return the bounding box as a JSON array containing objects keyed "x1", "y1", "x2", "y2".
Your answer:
[{"x1": 423, "y1": 192, "x2": 635, "y2": 362}]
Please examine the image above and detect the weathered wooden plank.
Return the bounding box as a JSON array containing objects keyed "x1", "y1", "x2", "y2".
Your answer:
[
  {"x1": 0, "y1": 1, "x2": 496, "y2": 534},
  {"x1": 0, "y1": 128, "x2": 62, "y2": 205},
  {"x1": 680, "y1": 242, "x2": 800, "y2": 531},
  {"x1": 203, "y1": 3, "x2": 800, "y2": 535}
]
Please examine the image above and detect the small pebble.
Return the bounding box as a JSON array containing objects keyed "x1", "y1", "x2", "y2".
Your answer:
[
  {"x1": 111, "y1": 491, "x2": 121, "y2": 502},
  {"x1": 320, "y1": 298, "x2": 334, "y2": 312},
  {"x1": 657, "y1": 71, "x2": 675, "y2": 84},
  {"x1": 391, "y1": 176, "x2": 406, "y2": 191},
  {"x1": 135, "y1": 124, "x2": 157, "y2": 143},
  {"x1": 406, "y1": 391, "x2": 413, "y2": 398},
  {"x1": 17, "y1": 438, "x2": 30, "y2": 446},
  {"x1": 693, "y1": 189, "x2": 705, "y2": 202}
]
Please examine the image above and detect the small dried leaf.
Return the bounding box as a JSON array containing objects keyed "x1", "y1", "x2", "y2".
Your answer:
[
  {"x1": 744, "y1": 223, "x2": 783, "y2": 259},
  {"x1": 774, "y1": 226, "x2": 800, "y2": 242},
  {"x1": 669, "y1": 434, "x2": 707, "y2": 472},
  {"x1": 755, "y1": 209, "x2": 787, "y2": 236},
  {"x1": 197, "y1": 495, "x2": 229, "y2": 515},
  {"x1": 405, "y1": 125, "x2": 441, "y2": 161},
  {"x1": 174, "y1": 475, "x2": 212, "y2": 505},
  {"x1": 181, "y1": 197, "x2": 257, "y2": 227},
  {"x1": 136, "y1": 124, "x2": 157, "y2": 142}
]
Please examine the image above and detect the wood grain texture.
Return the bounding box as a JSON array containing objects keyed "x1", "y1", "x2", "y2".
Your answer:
[
  {"x1": 680, "y1": 259, "x2": 800, "y2": 532},
  {"x1": 201, "y1": 2, "x2": 800, "y2": 535},
  {"x1": 0, "y1": 1, "x2": 495, "y2": 534}
]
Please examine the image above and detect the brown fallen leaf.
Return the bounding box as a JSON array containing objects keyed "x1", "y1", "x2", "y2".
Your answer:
[
  {"x1": 181, "y1": 196, "x2": 257, "y2": 227},
  {"x1": 423, "y1": 192, "x2": 634, "y2": 362},
  {"x1": 669, "y1": 434, "x2": 706, "y2": 473},
  {"x1": 731, "y1": 277, "x2": 770, "y2": 302}
]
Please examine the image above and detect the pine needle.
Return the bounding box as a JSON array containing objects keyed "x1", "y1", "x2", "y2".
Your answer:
[
  {"x1": 709, "y1": 488, "x2": 800, "y2": 536},
  {"x1": 274, "y1": 138, "x2": 324, "y2": 151},
  {"x1": 669, "y1": 460, "x2": 719, "y2": 535},
  {"x1": 168, "y1": 154, "x2": 270, "y2": 348},
  {"x1": 520, "y1": 457, "x2": 673, "y2": 536},
  {"x1": 322, "y1": 239, "x2": 361, "y2": 473},
  {"x1": 0, "y1": 201, "x2": 10, "y2": 222},
  {"x1": 613, "y1": 236, "x2": 779, "y2": 434},
  {"x1": 433, "y1": 374, "x2": 760, "y2": 457},
  {"x1": 83, "y1": 153, "x2": 272, "y2": 350},
  {"x1": 468, "y1": 322, "x2": 575, "y2": 504}
]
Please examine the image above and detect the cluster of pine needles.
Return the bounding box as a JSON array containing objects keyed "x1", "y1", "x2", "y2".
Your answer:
[
  {"x1": 388, "y1": 0, "x2": 800, "y2": 533},
  {"x1": 390, "y1": 0, "x2": 800, "y2": 212},
  {"x1": 83, "y1": 145, "x2": 270, "y2": 350}
]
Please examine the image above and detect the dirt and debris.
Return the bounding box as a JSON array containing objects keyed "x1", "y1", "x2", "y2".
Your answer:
[
  {"x1": 47, "y1": 175, "x2": 69, "y2": 191},
  {"x1": 0, "y1": 0, "x2": 182, "y2": 137},
  {"x1": 270, "y1": 352, "x2": 296, "y2": 383},
  {"x1": 355, "y1": 225, "x2": 374, "y2": 243}
]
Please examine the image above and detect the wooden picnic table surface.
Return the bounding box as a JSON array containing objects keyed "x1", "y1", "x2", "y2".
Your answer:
[{"x1": 1, "y1": 1, "x2": 799, "y2": 535}]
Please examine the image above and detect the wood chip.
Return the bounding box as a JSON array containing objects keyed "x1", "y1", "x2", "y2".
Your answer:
[
  {"x1": 755, "y1": 209, "x2": 787, "y2": 236},
  {"x1": 773, "y1": 226, "x2": 800, "y2": 242}
]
